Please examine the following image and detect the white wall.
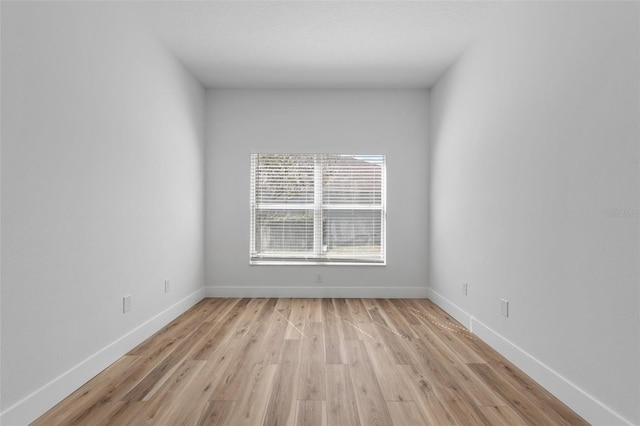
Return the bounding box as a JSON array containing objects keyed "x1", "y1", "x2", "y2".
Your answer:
[
  {"x1": 1, "y1": 2, "x2": 205, "y2": 423},
  {"x1": 430, "y1": 2, "x2": 639, "y2": 424},
  {"x1": 205, "y1": 90, "x2": 429, "y2": 297}
]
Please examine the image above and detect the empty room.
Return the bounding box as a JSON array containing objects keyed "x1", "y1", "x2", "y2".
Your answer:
[{"x1": 1, "y1": 1, "x2": 638, "y2": 425}]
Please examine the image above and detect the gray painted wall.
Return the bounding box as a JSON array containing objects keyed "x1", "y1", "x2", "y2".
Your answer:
[
  {"x1": 430, "y1": 2, "x2": 639, "y2": 423},
  {"x1": 205, "y1": 90, "x2": 429, "y2": 297},
  {"x1": 1, "y1": 2, "x2": 205, "y2": 420}
]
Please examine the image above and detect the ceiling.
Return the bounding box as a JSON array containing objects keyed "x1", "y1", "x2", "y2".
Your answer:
[{"x1": 133, "y1": 1, "x2": 505, "y2": 89}]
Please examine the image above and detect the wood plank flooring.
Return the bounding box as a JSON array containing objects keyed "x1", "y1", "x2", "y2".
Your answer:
[{"x1": 33, "y1": 298, "x2": 588, "y2": 425}]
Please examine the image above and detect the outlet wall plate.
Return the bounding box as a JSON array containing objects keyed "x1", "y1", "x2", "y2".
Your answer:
[
  {"x1": 500, "y1": 298, "x2": 509, "y2": 317},
  {"x1": 123, "y1": 295, "x2": 131, "y2": 313}
]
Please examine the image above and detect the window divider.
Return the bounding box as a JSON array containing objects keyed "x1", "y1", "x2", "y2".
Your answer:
[{"x1": 313, "y1": 155, "x2": 323, "y2": 255}]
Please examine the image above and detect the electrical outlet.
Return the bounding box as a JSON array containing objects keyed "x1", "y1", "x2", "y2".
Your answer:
[
  {"x1": 165, "y1": 279, "x2": 170, "y2": 293},
  {"x1": 500, "y1": 298, "x2": 509, "y2": 317},
  {"x1": 462, "y1": 283, "x2": 468, "y2": 295},
  {"x1": 123, "y1": 295, "x2": 131, "y2": 313}
]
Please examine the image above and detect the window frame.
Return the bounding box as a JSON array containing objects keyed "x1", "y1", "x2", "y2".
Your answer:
[{"x1": 249, "y1": 153, "x2": 386, "y2": 266}]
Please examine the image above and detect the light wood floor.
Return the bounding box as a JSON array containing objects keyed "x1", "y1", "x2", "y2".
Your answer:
[{"x1": 33, "y1": 298, "x2": 587, "y2": 425}]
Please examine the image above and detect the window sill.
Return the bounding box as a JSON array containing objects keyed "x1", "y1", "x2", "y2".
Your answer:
[{"x1": 250, "y1": 260, "x2": 386, "y2": 266}]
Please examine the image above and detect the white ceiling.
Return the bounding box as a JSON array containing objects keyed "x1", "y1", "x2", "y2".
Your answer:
[{"x1": 133, "y1": 1, "x2": 505, "y2": 89}]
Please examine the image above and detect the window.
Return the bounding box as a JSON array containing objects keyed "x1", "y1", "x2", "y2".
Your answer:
[{"x1": 250, "y1": 154, "x2": 386, "y2": 265}]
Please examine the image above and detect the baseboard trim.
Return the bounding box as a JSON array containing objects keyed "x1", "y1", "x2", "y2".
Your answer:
[
  {"x1": 0, "y1": 288, "x2": 206, "y2": 426},
  {"x1": 426, "y1": 287, "x2": 633, "y2": 426},
  {"x1": 205, "y1": 285, "x2": 428, "y2": 299},
  {"x1": 425, "y1": 287, "x2": 473, "y2": 330}
]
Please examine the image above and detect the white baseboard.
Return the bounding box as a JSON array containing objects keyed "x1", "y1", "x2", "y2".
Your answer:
[
  {"x1": 425, "y1": 287, "x2": 473, "y2": 330},
  {"x1": 0, "y1": 288, "x2": 205, "y2": 426},
  {"x1": 426, "y1": 287, "x2": 633, "y2": 426},
  {"x1": 205, "y1": 285, "x2": 428, "y2": 299}
]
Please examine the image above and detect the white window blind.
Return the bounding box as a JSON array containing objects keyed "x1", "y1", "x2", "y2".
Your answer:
[{"x1": 250, "y1": 154, "x2": 386, "y2": 265}]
